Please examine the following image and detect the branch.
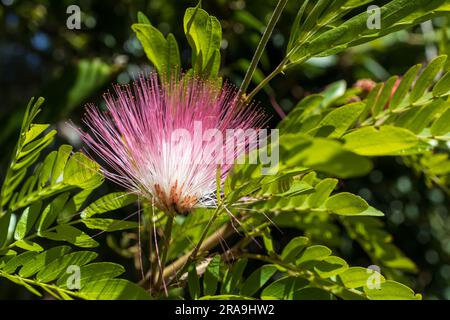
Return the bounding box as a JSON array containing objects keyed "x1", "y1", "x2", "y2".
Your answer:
[{"x1": 162, "y1": 222, "x2": 235, "y2": 283}]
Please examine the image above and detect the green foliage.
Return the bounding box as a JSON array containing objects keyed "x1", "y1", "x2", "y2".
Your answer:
[
  {"x1": 184, "y1": 5, "x2": 222, "y2": 79},
  {"x1": 343, "y1": 126, "x2": 419, "y2": 156},
  {"x1": 286, "y1": 0, "x2": 450, "y2": 66},
  {"x1": 342, "y1": 217, "x2": 418, "y2": 273},
  {"x1": 271, "y1": 54, "x2": 450, "y2": 189},
  {"x1": 227, "y1": 169, "x2": 382, "y2": 217},
  {"x1": 191, "y1": 235, "x2": 421, "y2": 300},
  {"x1": 364, "y1": 281, "x2": 421, "y2": 300},
  {"x1": 0, "y1": 98, "x2": 147, "y2": 299},
  {"x1": 81, "y1": 192, "x2": 138, "y2": 218},
  {"x1": 132, "y1": 12, "x2": 181, "y2": 77},
  {"x1": 133, "y1": 5, "x2": 222, "y2": 80},
  {"x1": 0, "y1": 247, "x2": 149, "y2": 299},
  {"x1": 0, "y1": 98, "x2": 56, "y2": 211}
]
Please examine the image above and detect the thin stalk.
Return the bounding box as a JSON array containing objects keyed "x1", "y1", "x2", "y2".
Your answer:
[
  {"x1": 244, "y1": 58, "x2": 289, "y2": 103},
  {"x1": 0, "y1": 270, "x2": 85, "y2": 300},
  {"x1": 164, "y1": 207, "x2": 224, "y2": 283},
  {"x1": 190, "y1": 207, "x2": 221, "y2": 262},
  {"x1": 148, "y1": 220, "x2": 154, "y2": 294},
  {"x1": 239, "y1": 0, "x2": 289, "y2": 95},
  {"x1": 155, "y1": 214, "x2": 174, "y2": 294}
]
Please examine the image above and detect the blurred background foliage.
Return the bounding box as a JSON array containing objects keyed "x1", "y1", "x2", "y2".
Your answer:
[{"x1": 0, "y1": 0, "x2": 449, "y2": 299}]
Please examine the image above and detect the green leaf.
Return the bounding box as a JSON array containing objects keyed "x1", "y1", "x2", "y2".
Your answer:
[
  {"x1": 373, "y1": 76, "x2": 398, "y2": 115},
  {"x1": 23, "y1": 124, "x2": 50, "y2": 145},
  {"x1": 132, "y1": 23, "x2": 181, "y2": 76},
  {"x1": 0, "y1": 97, "x2": 53, "y2": 208},
  {"x1": 431, "y1": 108, "x2": 450, "y2": 136},
  {"x1": 276, "y1": 181, "x2": 314, "y2": 197},
  {"x1": 40, "y1": 225, "x2": 99, "y2": 248},
  {"x1": 296, "y1": 245, "x2": 331, "y2": 265},
  {"x1": 188, "y1": 264, "x2": 200, "y2": 300},
  {"x1": 79, "y1": 279, "x2": 150, "y2": 300},
  {"x1": 338, "y1": 267, "x2": 385, "y2": 289},
  {"x1": 433, "y1": 70, "x2": 450, "y2": 97},
  {"x1": 261, "y1": 276, "x2": 309, "y2": 300},
  {"x1": 280, "y1": 134, "x2": 373, "y2": 178},
  {"x1": 262, "y1": 228, "x2": 275, "y2": 254},
  {"x1": 17, "y1": 130, "x2": 56, "y2": 161},
  {"x1": 343, "y1": 126, "x2": 419, "y2": 156},
  {"x1": 325, "y1": 193, "x2": 382, "y2": 216},
  {"x1": 410, "y1": 55, "x2": 447, "y2": 103},
  {"x1": 403, "y1": 99, "x2": 447, "y2": 134},
  {"x1": 0, "y1": 211, "x2": 12, "y2": 248},
  {"x1": 19, "y1": 246, "x2": 71, "y2": 277},
  {"x1": 307, "y1": 178, "x2": 338, "y2": 208},
  {"x1": 36, "y1": 251, "x2": 97, "y2": 283},
  {"x1": 0, "y1": 272, "x2": 42, "y2": 297},
  {"x1": 314, "y1": 102, "x2": 365, "y2": 138},
  {"x1": 390, "y1": 64, "x2": 422, "y2": 109},
  {"x1": 0, "y1": 253, "x2": 15, "y2": 269},
  {"x1": 137, "y1": 11, "x2": 151, "y2": 24},
  {"x1": 240, "y1": 265, "x2": 278, "y2": 297},
  {"x1": 293, "y1": 287, "x2": 335, "y2": 300},
  {"x1": 313, "y1": 256, "x2": 348, "y2": 278},
  {"x1": 63, "y1": 152, "x2": 103, "y2": 189},
  {"x1": 13, "y1": 240, "x2": 43, "y2": 252},
  {"x1": 222, "y1": 258, "x2": 247, "y2": 294},
  {"x1": 325, "y1": 192, "x2": 367, "y2": 214},
  {"x1": 81, "y1": 192, "x2": 137, "y2": 218},
  {"x1": 199, "y1": 294, "x2": 255, "y2": 300},
  {"x1": 36, "y1": 193, "x2": 69, "y2": 232},
  {"x1": 56, "y1": 262, "x2": 125, "y2": 289},
  {"x1": 360, "y1": 206, "x2": 384, "y2": 216},
  {"x1": 57, "y1": 190, "x2": 92, "y2": 225},
  {"x1": 51, "y1": 145, "x2": 72, "y2": 184},
  {"x1": 203, "y1": 255, "x2": 221, "y2": 296},
  {"x1": 14, "y1": 201, "x2": 42, "y2": 240},
  {"x1": 279, "y1": 95, "x2": 324, "y2": 134},
  {"x1": 286, "y1": 0, "x2": 309, "y2": 52},
  {"x1": 281, "y1": 236, "x2": 309, "y2": 263},
  {"x1": 342, "y1": 217, "x2": 418, "y2": 273},
  {"x1": 39, "y1": 151, "x2": 56, "y2": 187},
  {"x1": 184, "y1": 6, "x2": 222, "y2": 78},
  {"x1": 81, "y1": 218, "x2": 138, "y2": 232},
  {"x1": 364, "y1": 280, "x2": 422, "y2": 300},
  {"x1": 321, "y1": 81, "x2": 347, "y2": 108},
  {"x1": 2, "y1": 251, "x2": 40, "y2": 274}
]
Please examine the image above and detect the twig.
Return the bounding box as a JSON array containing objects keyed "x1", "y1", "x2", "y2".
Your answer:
[
  {"x1": 155, "y1": 214, "x2": 174, "y2": 295},
  {"x1": 239, "y1": 0, "x2": 289, "y2": 95},
  {"x1": 163, "y1": 222, "x2": 235, "y2": 283}
]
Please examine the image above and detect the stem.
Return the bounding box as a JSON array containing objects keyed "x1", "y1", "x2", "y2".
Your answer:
[
  {"x1": 191, "y1": 208, "x2": 221, "y2": 261},
  {"x1": 239, "y1": 0, "x2": 289, "y2": 95},
  {"x1": 244, "y1": 58, "x2": 289, "y2": 104},
  {"x1": 163, "y1": 217, "x2": 234, "y2": 283},
  {"x1": 148, "y1": 216, "x2": 155, "y2": 293},
  {"x1": 173, "y1": 208, "x2": 221, "y2": 280},
  {"x1": 0, "y1": 270, "x2": 85, "y2": 300},
  {"x1": 155, "y1": 214, "x2": 174, "y2": 294}
]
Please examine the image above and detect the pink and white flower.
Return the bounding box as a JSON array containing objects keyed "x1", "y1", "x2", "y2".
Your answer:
[{"x1": 79, "y1": 75, "x2": 265, "y2": 214}]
